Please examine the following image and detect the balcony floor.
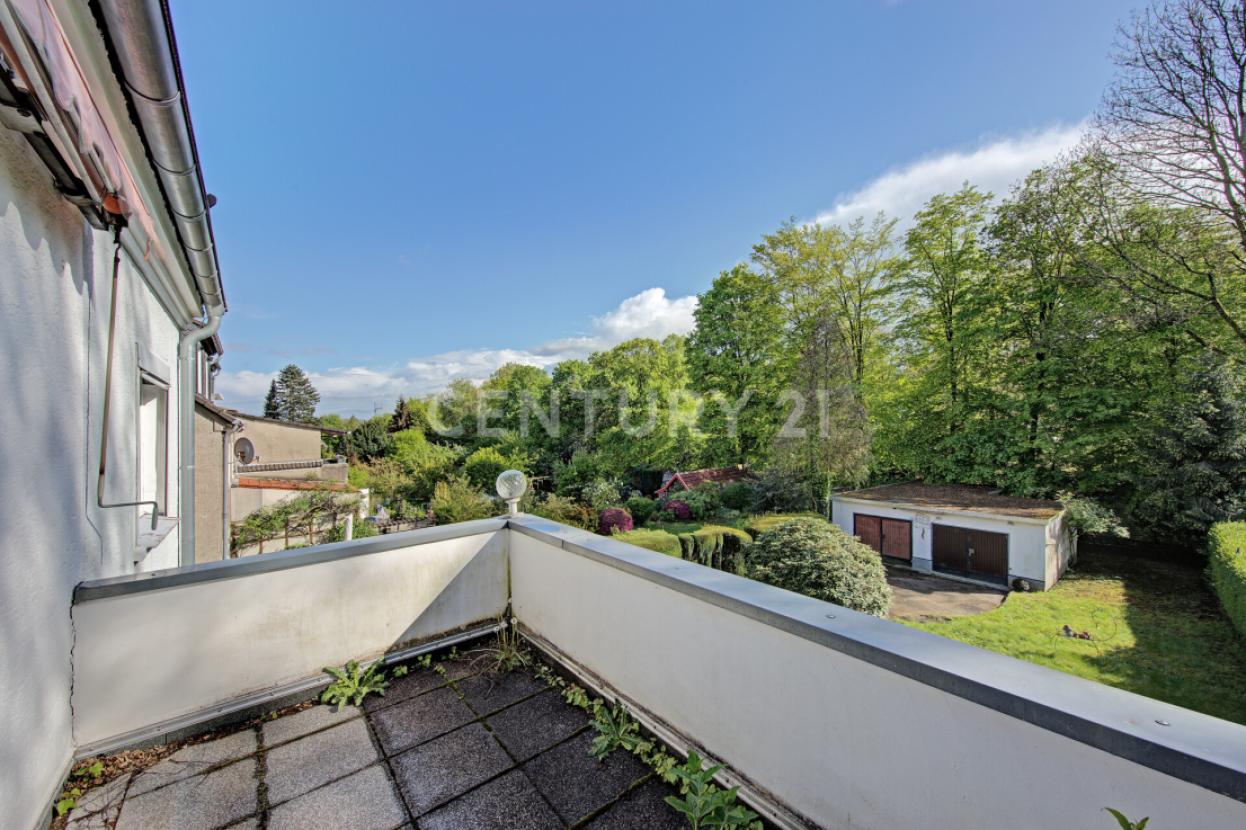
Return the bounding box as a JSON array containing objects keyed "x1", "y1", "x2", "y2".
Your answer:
[{"x1": 67, "y1": 656, "x2": 685, "y2": 829}]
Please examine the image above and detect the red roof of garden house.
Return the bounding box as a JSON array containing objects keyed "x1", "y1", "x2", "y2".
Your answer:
[{"x1": 655, "y1": 465, "x2": 753, "y2": 495}]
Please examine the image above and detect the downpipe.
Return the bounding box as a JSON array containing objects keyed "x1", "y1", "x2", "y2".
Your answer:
[
  {"x1": 178, "y1": 311, "x2": 222, "y2": 565},
  {"x1": 96, "y1": 225, "x2": 159, "y2": 529}
]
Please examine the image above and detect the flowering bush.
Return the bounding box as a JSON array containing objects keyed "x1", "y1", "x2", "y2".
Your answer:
[
  {"x1": 599, "y1": 507, "x2": 634, "y2": 535},
  {"x1": 663, "y1": 500, "x2": 692, "y2": 521}
]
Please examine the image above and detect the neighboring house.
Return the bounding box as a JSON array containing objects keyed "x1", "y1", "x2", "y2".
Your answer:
[
  {"x1": 228, "y1": 413, "x2": 358, "y2": 554},
  {"x1": 831, "y1": 483, "x2": 1073, "y2": 590},
  {"x1": 193, "y1": 395, "x2": 241, "y2": 563},
  {"x1": 0, "y1": 0, "x2": 227, "y2": 825},
  {"x1": 655, "y1": 464, "x2": 753, "y2": 497}
]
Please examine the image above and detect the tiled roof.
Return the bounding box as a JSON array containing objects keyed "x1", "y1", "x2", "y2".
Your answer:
[{"x1": 656, "y1": 465, "x2": 752, "y2": 494}]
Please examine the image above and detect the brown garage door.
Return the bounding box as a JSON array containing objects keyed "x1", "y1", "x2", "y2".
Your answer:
[
  {"x1": 854, "y1": 514, "x2": 912, "y2": 562},
  {"x1": 932, "y1": 524, "x2": 1007, "y2": 583}
]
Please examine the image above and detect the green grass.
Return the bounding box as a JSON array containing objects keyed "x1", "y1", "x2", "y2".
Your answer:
[{"x1": 907, "y1": 549, "x2": 1246, "y2": 725}]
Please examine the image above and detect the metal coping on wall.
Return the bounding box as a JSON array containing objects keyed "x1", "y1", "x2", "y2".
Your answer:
[{"x1": 73, "y1": 518, "x2": 508, "y2": 601}]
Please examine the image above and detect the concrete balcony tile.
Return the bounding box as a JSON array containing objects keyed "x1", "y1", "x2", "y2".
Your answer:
[
  {"x1": 390, "y1": 722, "x2": 512, "y2": 815},
  {"x1": 582, "y1": 778, "x2": 687, "y2": 830},
  {"x1": 523, "y1": 732, "x2": 650, "y2": 824},
  {"x1": 67, "y1": 772, "x2": 130, "y2": 823},
  {"x1": 418, "y1": 770, "x2": 560, "y2": 830},
  {"x1": 455, "y1": 669, "x2": 545, "y2": 716},
  {"x1": 362, "y1": 669, "x2": 449, "y2": 712},
  {"x1": 268, "y1": 765, "x2": 406, "y2": 830},
  {"x1": 369, "y1": 686, "x2": 476, "y2": 755},
  {"x1": 264, "y1": 719, "x2": 378, "y2": 805},
  {"x1": 129, "y1": 729, "x2": 258, "y2": 796},
  {"x1": 262, "y1": 703, "x2": 361, "y2": 747},
  {"x1": 115, "y1": 757, "x2": 258, "y2": 830},
  {"x1": 485, "y1": 690, "x2": 589, "y2": 762}
]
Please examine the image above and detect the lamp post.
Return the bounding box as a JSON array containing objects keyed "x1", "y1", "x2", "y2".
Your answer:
[{"x1": 496, "y1": 470, "x2": 528, "y2": 516}]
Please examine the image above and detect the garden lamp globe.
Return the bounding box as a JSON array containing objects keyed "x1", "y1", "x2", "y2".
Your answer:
[{"x1": 496, "y1": 470, "x2": 527, "y2": 515}]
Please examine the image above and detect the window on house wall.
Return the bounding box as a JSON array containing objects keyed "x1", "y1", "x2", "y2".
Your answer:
[{"x1": 137, "y1": 370, "x2": 169, "y2": 521}]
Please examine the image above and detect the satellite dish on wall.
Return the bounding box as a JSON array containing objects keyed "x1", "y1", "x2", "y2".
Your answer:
[{"x1": 234, "y1": 437, "x2": 256, "y2": 465}]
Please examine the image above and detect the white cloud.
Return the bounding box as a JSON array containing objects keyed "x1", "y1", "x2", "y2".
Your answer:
[
  {"x1": 216, "y1": 287, "x2": 699, "y2": 416},
  {"x1": 813, "y1": 123, "x2": 1086, "y2": 228}
]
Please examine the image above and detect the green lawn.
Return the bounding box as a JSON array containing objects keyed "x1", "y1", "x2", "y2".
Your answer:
[{"x1": 907, "y1": 549, "x2": 1246, "y2": 725}]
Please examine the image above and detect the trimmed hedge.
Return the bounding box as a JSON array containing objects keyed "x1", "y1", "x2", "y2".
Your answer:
[
  {"x1": 1210, "y1": 522, "x2": 1246, "y2": 639},
  {"x1": 744, "y1": 512, "x2": 827, "y2": 539},
  {"x1": 675, "y1": 525, "x2": 754, "y2": 574},
  {"x1": 746, "y1": 517, "x2": 891, "y2": 616},
  {"x1": 613, "y1": 528, "x2": 682, "y2": 557}
]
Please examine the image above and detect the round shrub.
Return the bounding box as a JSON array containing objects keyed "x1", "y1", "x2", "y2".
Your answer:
[
  {"x1": 599, "y1": 507, "x2": 634, "y2": 535},
  {"x1": 746, "y1": 518, "x2": 891, "y2": 616},
  {"x1": 625, "y1": 495, "x2": 656, "y2": 525},
  {"x1": 663, "y1": 500, "x2": 692, "y2": 521},
  {"x1": 720, "y1": 481, "x2": 755, "y2": 511}
]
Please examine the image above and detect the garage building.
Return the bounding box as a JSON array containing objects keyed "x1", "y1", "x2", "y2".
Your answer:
[{"x1": 831, "y1": 483, "x2": 1073, "y2": 590}]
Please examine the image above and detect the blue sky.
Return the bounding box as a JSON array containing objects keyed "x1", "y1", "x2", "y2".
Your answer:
[{"x1": 175, "y1": 0, "x2": 1138, "y2": 416}]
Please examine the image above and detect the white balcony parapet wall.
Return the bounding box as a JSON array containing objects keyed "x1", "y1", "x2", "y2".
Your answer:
[
  {"x1": 71, "y1": 519, "x2": 509, "y2": 752},
  {"x1": 507, "y1": 515, "x2": 1246, "y2": 830}
]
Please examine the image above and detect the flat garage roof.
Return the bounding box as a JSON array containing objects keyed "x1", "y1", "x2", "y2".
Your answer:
[{"x1": 834, "y1": 483, "x2": 1063, "y2": 521}]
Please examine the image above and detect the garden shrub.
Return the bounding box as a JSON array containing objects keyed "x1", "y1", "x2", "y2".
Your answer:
[
  {"x1": 720, "y1": 481, "x2": 755, "y2": 511},
  {"x1": 323, "y1": 517, "x2": 379, "y2": 543},
  {"x1": 583, "y1": 478, "x2": 624, "y2": 510},
  {"x1": 625, "y1": 495, "x2": 656, "y2": 526},
  {"x1": 430, "y1": 476, "x2": 493, "y2": 525},
  {"x1": 613, "y1": 528, "x2": 682, "y2": 557},
  {"x1": 1209, "y1": 522, "x2": 1246, "y2": 639},
  {"x1": 531, "y1": 493, "x2": 593, "y2": 529},
  {"x1": 599, "y1": 507, "x2": 634, "y2": 535},
  {"x1": 678, "y1": 482, "x2": 722, "y2": 520},
  {"x1": 743, "y1": 512, "x2": 826, "y2": 539},
  {"x1": 553, "y1": 451, "x2": 601, "y2": 497},
  {"x1": 746, "y1": 518, "x2": 891, "y2": 616},
  {"x1": 462, "y1": 446, "x2": 510, "y2": 490},
  {"x1": 751, "y1": 466, "x2": 811, "y2": 513},
  {"x1": 391, "y1": 428, "x2": 459, "y2": 500},
  {"x1": 663, "y1": 499, "x2": 692, "y2": 521}
]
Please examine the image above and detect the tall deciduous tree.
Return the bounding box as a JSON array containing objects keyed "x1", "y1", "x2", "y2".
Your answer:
[
  {"x1": 894, "y1": 185, "x2": 994, "y2": 409},
  {"x1": 1094, "y1": 0, "x2": 1246, "y2": 349},
  {"x1": 686, "y1": 264, "x2": 786, "y2": 464}
]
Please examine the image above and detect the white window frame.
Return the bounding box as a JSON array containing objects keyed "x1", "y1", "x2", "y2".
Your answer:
[{"x1": 136, "y1": 366, "x2": 170, "y2": 524}]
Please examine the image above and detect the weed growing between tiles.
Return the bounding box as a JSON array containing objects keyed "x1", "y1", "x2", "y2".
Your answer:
[{"x1": 531, "y1": 663, "x2": 762, "y2": 830}]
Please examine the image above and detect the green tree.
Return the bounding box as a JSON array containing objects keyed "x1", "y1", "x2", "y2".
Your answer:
[
  {"x1": 263, "y1": 380, "x2": 280, "y2": 419},
  {"x1": 481, "y1": 363, "x2": 552, "y2": 438},
  {"x1": 1131, "y1": 358, "x2": 1246, "y2": 543},
  {"x1": 391, "y1": 428, "x2": 459, "y2": 500},
  {"x1": 272, "y1": 364, "x2": 320, "y2": 423},
  {"x1": 894, "y1": 185, "x2": 994, "y2": 409},
  {"x1": 1095, "y1": 0, "x2": 1246, "y2": 350},
  {"x1": 390, "y1": 396, "x2": 430, "y2": 434},
  {"x1": 686, "y1": 264, "x2": 786, "y2": 465},
  {"x1": 345, "y1": 416, "x2": 394, "y2": 462}
]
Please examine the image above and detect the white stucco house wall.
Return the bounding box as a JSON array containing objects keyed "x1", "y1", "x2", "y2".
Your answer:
[
  {"x1": 832, "y1": 483, "x2": 1073, "y2": 591},
  {"x1": 0, "y1": 1, "x2": 227, "y2": 825}
]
